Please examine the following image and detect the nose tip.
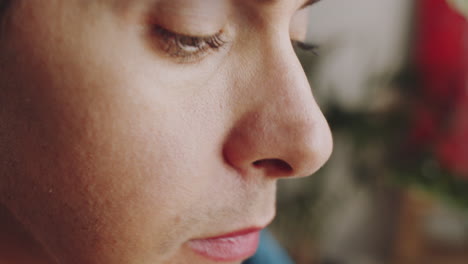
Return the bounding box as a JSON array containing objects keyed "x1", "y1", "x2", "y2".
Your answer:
[
  {"x1": 285, "y1": 113, "x2": 333, "y2": 178},
  {"x1": 222, "y1": 35, "x2": 333, "y2": 179},
  {"x1": 221, "y1": 37, "x2": 334, "y2": 179},
  {"x1": 222, "y1": 100, "x2": 333, "y2": 179}
]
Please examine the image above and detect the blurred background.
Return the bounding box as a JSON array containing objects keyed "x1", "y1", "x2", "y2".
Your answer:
[{"x1": 271, "y1": 0, "x2": 468, "y2": 263}]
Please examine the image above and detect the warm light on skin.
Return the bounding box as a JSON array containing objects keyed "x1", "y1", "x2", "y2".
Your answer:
[{"x1": 0, "y1": 0, "x2": 332, "y2": 263}]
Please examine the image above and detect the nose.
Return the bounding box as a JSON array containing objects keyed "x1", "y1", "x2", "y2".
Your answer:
[{"x1": 222, "y1": 35, "x2": 333, "y2": 179}]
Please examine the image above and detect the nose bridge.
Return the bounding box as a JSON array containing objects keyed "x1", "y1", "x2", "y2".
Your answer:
[
  {"x1": 261, "y1": 41, "x2": 315, "y2": 118},
  {"x1": 223, "y1": 35, "x2": 333, "y2": 178}
]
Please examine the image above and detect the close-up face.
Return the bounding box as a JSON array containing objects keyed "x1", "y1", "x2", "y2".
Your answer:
[{"x1": 0, "y1": 0, "x2": 332, "y2": 263}]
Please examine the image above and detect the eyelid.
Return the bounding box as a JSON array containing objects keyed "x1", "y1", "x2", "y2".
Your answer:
[
  {"x1": 150, "y1": 26, "x2": 316, "y2": 64},
  {"x1": 292, "y1": 40, "x2": 319, "y2": 56},
  {"x1": 151, "y1": 25, "x2": 228, "y2": 64},
  {"x1": 300, "y1": 0, "x2": 319, "y2": 10},
  {"x1": 154, "y1": 24, "x2": 223, "y2": 40}
]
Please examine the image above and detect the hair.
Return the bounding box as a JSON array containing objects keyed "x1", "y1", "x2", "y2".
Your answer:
[
  {"x1": 0, "y1": 0, "x2": 11, "y2": 37},
  {"x1": 0, "y1": 0, "x2": 11, "y2": 18}
]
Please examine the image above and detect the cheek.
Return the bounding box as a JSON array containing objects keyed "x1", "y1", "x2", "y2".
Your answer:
[
  {"x1": 0, "y1": 4, "x2": 277, "y2": 263},
  {"x1": 0, "y1": 12, "x2": 230, "y2": 264},
  {"x1": 1, "y1": 59, "x2": 217, "y2": 263},
  {"x1": 1, "y1": 66, "x2": 176, "y2": 261}
]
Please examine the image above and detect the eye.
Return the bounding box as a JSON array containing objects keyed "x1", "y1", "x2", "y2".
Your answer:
[
  {"x1": 152, "y1": 26, "x2": 227, "y2": 63},
  {"x1": 292, "y1": 40, "x2": 319, "y2": 56}
]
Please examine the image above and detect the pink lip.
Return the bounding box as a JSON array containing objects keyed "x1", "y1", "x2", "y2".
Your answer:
[{"x1": 188, "y1": 228, "x2": 262, "y2": 262}]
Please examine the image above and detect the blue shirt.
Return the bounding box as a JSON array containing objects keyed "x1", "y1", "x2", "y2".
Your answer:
[{"x1": 243, "y1": 230, "x2": 295, "y2": 264}]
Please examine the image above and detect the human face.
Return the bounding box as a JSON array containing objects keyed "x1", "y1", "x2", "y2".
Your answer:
[{"x1": 0, "y1": 0, "x2": 332, "y2": 263}]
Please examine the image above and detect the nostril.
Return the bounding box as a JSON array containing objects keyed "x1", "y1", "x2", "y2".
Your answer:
[{"x1": 252, "y1": 159, "x2": 293, "y2": 177}]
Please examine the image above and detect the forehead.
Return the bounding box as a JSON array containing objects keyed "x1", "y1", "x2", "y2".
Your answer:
[
  {"x1": 103, "y1": 0, "x2": 315, "y2": 26},
  {"x1": 109, "y1": 0, "x2": 315, "y2": 11}
]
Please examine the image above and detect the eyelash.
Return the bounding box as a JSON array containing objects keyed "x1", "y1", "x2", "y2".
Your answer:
[
  {"x1": 153, "y1": 26, "x2": 227, "y2": 63},
  {"x1": 153, "y1": 26, "x2": 319, "y2": 63},
  {"x1": 292, "y1": 40, "x2": 320, "y2": 56}
]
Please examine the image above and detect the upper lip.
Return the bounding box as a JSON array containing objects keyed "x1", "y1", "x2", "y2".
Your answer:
[
  {"x1": 193, "y1": 227, "x2": 264, "y2": 240},
  {"x1": 191, "y1": 215, "x2": 274, "y2": 241},
  {"x1": 190, "y1": 211, "x2": 275, "y2": 241}
]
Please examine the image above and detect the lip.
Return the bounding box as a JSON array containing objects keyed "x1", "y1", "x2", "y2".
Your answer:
[{"x1": 187, "y1": 228, "x2": 262, "y2": 262}]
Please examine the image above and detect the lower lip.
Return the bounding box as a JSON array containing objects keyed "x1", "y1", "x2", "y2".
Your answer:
[{"x1": 187, "y1": 229, "x2": 261, "y2": 262}]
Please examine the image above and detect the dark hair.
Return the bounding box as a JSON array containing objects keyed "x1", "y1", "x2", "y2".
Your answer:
[
  {"x1": 0, "y1": 0, "x2": 11, "y2": 37},
  {"x1": 0, "y1": 0, "x2": 10, "y2": 17}
]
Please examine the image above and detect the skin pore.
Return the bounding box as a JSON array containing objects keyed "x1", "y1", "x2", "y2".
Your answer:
[{"x1": 0, "y1": 0, "x2": 332, "y2": 263}]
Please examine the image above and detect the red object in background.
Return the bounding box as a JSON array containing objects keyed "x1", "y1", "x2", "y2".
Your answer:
[
  {"x1": 411, "y1": 0, "x2": 468, "y2": 177},
  {"x1": 437, "y1": 93, "x2": 468, "y2": 176}
]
